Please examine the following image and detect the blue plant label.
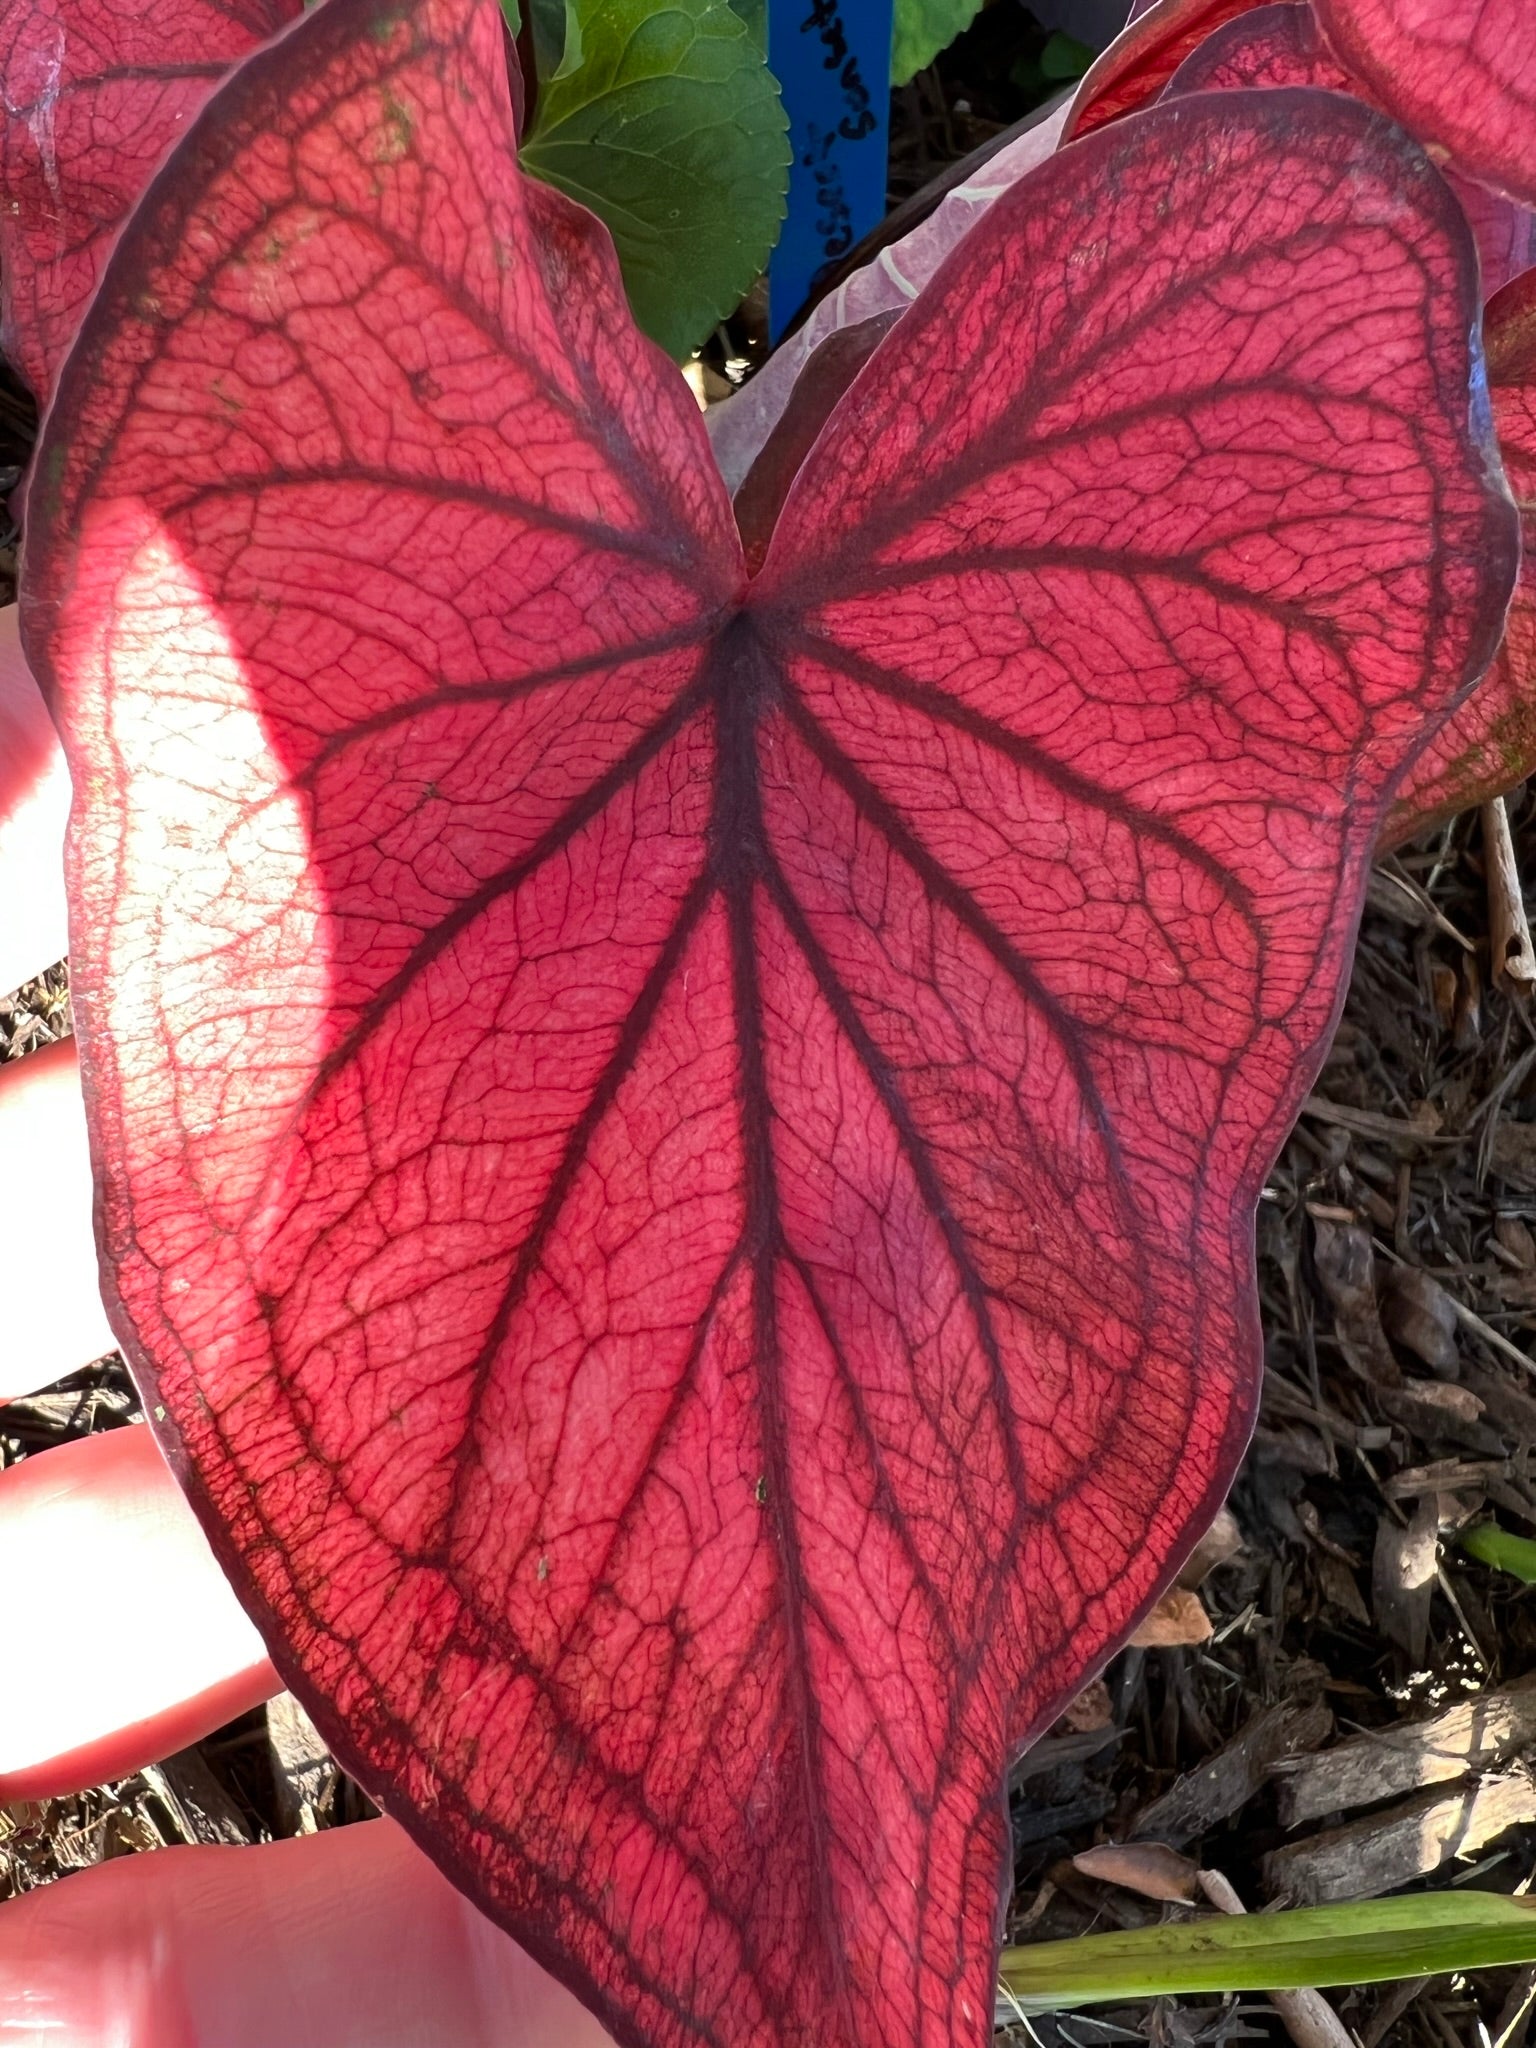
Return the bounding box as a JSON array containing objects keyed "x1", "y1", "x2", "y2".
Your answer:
[{"x1": 766, "y1": 0, "x2": 893, "y2": 342}]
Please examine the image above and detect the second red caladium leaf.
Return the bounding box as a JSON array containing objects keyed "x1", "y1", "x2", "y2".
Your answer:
[
  {"x1": 1159, "y1": 4, "x2": 1536, "y2": 842},
  {"x1": 22, "y1": 4, "x2": 1516, "y2": 2047},
  {"x1": 1164, "y1": 5, "x2": 1536, "y2": 294},
  {"x1": 1314, "y1": 0, "x2": 1536, "y2": 209},
  {"x1": 0, "y1": 0, "x2": 300, "y2": 402},
  {"x1": 1388, "y1": 269, "x2": 1536, "y2": 844},
  {"x1": 1064, "y1": 0, "x2": 1263, "y2": 137}
]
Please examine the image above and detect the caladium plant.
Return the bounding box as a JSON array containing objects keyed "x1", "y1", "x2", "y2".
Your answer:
[{"x1": 13, "y1": 1, "x2": 1521, "y2": 2047}]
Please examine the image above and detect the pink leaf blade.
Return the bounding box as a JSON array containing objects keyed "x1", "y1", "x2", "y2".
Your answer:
[
  {"x1": 755, "y1": 89, "x2": 1514, "y2": 1746},
  {"x1": 1163, "y1": 4, "x2": 1536, "y2": 294},
  {"x1": 22, "y1": 8, "x2": 1518, "y2": 2048},
  {"x1": 1314, "y1": 0, "x2": 1536, "y2": 210},
  {"x1": 0, "y1": 0, "x2": 301, "y2": 403}
]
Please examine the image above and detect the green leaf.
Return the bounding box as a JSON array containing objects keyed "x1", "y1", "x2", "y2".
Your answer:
[
  {"x1": 1039, "y1": 29, "x2": 1096, "y2": 80},
  {"x1": 521, "y1": 0, "x2": 788, "y2": 358},
  {"x1": 1462, "y1": 1520, "x2": 1536, "y2": 1582},
  {"x1": 1000, "y1": 1893, "x2": 1536, "y2": 2014},
  {"x1": 523, "y1": 0, "x2": 583, "y2": 80},
  {"x1": 891, "y1": 0, "x2": 984, "y2": 87},
  {"x1": 725, "y1": 0, "x2": 763, "y2": 47}
]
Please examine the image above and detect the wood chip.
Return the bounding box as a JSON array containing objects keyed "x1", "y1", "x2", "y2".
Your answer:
[
  {"x1": 1463, "y1": 1360, "x2": 1536, "y2": 1441},
  {"x1": 1011, "y1": 1724, "x2": 1123, "y2": 1788},
  {"x1": 1055, "y1": 1679, "x2": 1113, "y2": 1734},
  {"x1": 267, "y1": 1691, "x2": 336, "y2": 1836},
  {"x1": 1274, "y1": 1673, "x2": 1536, "y2": 1827},
  {"x1": 1312, "y1": 1217, "x2": 1401, "y2": 1385},
  {"x1": 1381, "y1": 1267, "x2": 1460, "y2": 1374},
  {"x1": 1483, "y1": 796, "x2": 1536, "y2": 993},
  {"x1": 1302, "y1": 1096, "x2": 1445, "y2": 1144},
  {"x1": 1176, "y1": 1504, "x2": 1243, "y2": 1589},
  {"x1": 1134, "y1": 1699, "x2": 1333, "y2": 1847},
  {"x1": 1379, "y1": 1379, "x2": 1486, "y2": 1436},
  {"x1": 1127, "y1": 1587, "x2": 1211, "y2": 1648},
  {"x1": 1073, "y1": 1840, "x2": 1200, "y2": 1904},
  {"x1": 1372, "y1": 1495, "x2": 1438, "y2": 1661},
  {"x1": 1359, "y1": 1976, "x2": 1430, "y2": 2048},
  {"x1": 139, "y1": 1748, "x2": 251, "y2": 1849},
  {"x1": 1315, "y1": 1552, "x2": 1372, "y2": 1626},
  {"x1": 1489, "y1": 1121, "x2": 1536, "y2": 1192},
  {"x1": 1383, "y1": 1456, "x2": 1532, "y2": 1498},
  {"x1": 1488, "y1": 1964, "x2": 1536, "y2": 2048},
  {"x1": 1264, "y1": 1771, "x2": 1536, "y2": 1903}
]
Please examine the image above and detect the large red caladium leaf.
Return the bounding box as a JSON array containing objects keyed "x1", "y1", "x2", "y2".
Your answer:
[
  {"x1": 1314, "y1": 0, "x2": 1536, "y2": 210},
  {"x1": 0, "y1": 0, "x2": 299, "y2": 402},
  {"x1": 1388, "y1": 269, "x2": 1536, "y2": 844},
  {"x1": 1165, "y1": 5, "x2": 1536, "y2": 294},
  {"x1": 22, "y1": 0, "x2": 1516, "y2": 2038}
]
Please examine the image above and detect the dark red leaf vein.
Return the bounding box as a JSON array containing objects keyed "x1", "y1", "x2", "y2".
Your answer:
[{"x1": 773, "y1": 686, "x2": 1142, "y2": 1239}]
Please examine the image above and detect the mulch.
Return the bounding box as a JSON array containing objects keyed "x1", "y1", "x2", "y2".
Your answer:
[{"x1": 6, "y1": 12, "x2": 1536, "y2": 2042}]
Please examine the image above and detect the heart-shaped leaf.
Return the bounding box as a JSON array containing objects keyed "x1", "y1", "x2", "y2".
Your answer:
[
  {"x1": 22, "y1": 2, "x2": 1516, "y2": 2045},
  {"x1": 0, "y1": 0, "x2": 299, "y2": 401},
  {"x1": 1313, "y1": 0, "x2": 1536, "y2": 209}
]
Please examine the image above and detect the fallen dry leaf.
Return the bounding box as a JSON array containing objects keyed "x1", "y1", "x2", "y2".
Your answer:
[
  {"x1": 1381, "y1": 1267, "x2": 1459, "y2": 1373},
  {"x1": 1074, "y1": 1840, "x2": 1200, "y2": 1903},
  {"x1": 1129, "y1": 1588, "x2": 1213, "y2": 1647},
  {"x1": 1177, "y1": 1504, "x2": 1244, "y2": 1588}
]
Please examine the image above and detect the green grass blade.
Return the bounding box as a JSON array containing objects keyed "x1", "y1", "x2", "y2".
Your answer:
[
  {"x1": 999, "y1": 1893, "x2": 1536, "y2": 2013},
  {"x1": 1461, "y1": 1521, "x2": 1536, "y2": 1582}
]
